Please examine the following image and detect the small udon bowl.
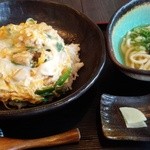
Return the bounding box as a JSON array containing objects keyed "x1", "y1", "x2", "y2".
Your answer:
[{"x1": 107, "y1": 0, "x2": 150, "y2": 81}]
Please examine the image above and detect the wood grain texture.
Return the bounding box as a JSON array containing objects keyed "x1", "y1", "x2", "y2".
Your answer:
[
  {"x1": 0, "y1": 129, "x2": 81, "y2": 150},
  {"x1": 48, "y1": 0, "x2": 130, "y2": 23},
  {"x1": 62, "y1": 0, "x2": 83, "y2": 11},
  {"x1": 82, "y1": 0, "x2": 129, "y2": 23}
]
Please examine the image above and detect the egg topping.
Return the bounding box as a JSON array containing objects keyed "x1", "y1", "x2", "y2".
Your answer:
[{"x1": 0, "y1": 18, "x2": 84, "y2": 107}]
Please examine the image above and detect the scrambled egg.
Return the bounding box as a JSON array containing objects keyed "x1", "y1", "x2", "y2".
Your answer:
[{"x1": 0, "y1": 18, "x2": 83, "y2": 107}]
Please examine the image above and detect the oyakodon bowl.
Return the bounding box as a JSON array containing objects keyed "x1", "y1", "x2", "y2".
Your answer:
[
  {"x1": 0, "y1": 0, "x2": 106, "y2": 119},
  {"x1": 107, "y1": 0, "x2": 150, "y2": 81}
]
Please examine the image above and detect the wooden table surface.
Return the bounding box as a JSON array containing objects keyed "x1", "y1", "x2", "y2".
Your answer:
[
  {"x1": 49, "y1": 0, "x2": 129, "y2": 23},
  {"x1": 1, "y1": 0, "x2": 150, "y2": 150}
]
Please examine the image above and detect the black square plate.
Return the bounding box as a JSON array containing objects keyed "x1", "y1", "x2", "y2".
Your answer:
[{"x1": 100, "y1": 94, "x2": 150, "y2": 141}]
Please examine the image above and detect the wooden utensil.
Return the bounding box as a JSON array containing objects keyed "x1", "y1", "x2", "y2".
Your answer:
[{"x1": 0, "y1": 128, "x2": 81, "y2": 150}]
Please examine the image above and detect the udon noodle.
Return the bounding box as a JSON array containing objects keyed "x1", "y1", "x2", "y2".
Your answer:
[{"x1": 121, "y1": 25, "x2": 150, "y2": 70}]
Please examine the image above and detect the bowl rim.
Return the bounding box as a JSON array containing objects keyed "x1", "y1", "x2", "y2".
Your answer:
[
  {"x1": 106, "y1": 0, "x2": 150, "y2": 76},
  {"x1": 0, "y1": 0, "x2": 106, "y2": 118}
]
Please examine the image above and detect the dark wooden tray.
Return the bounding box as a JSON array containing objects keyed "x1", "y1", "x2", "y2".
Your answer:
[{"x1": 0, "y1": 24, "x2": 150, "y2": 150}]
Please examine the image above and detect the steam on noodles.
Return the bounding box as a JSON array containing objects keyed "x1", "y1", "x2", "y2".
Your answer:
[{"x1": 121, "y1": 25, "x2": 150, "y2": 70}]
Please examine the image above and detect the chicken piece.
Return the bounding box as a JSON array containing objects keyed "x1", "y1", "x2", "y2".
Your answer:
[{"x1": 11, "y1": 51, "x2": 33, "y2": 66}]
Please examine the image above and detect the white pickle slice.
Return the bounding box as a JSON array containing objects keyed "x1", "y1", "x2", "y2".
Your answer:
[{"x1": 119, "y1": 107, "x2": 147, "y2": 128}]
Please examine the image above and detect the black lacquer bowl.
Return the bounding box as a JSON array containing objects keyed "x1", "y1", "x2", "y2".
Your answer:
[{"x1": 0, "y1": 0, "x2": 106, "y2": 119}]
